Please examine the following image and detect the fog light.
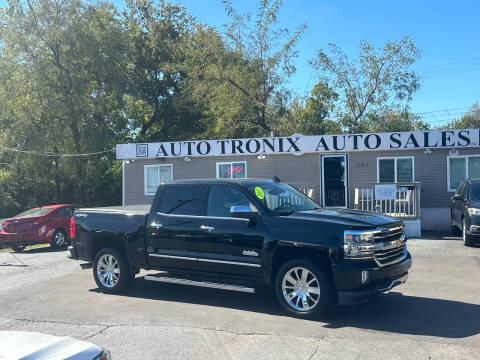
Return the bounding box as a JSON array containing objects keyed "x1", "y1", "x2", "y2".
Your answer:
[{"x1": 361, "y1": 271, "x2": 369, "y2": 285}]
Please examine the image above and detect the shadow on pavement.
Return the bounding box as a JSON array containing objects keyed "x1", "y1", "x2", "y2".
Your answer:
[
  {"x1": 93, "y1": 278, "x2": 480, "y2": 339},
  {"x1": 1, "y1": 246, "x2": 67, "y2": 254}
]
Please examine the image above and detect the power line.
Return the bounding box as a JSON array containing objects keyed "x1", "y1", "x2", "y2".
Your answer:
[{"x1": 0, "y1": 146, "x2": 115, "y2": 157}]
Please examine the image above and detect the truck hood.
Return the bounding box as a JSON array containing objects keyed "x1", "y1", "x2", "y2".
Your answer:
[
  {"x1": 289, "y1": 208, "x2": 401, "y2": 228},
  {"x1": 0, "y1": 331, "x2": 106, "y2": 360}
]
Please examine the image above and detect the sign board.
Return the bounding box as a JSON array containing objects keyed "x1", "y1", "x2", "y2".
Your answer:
[
  {"x1": 375, "y1": 184, "x2": 398, "y2": 200},
  {"x1": 116, "y1": 129, "x2": 480, "y2": 159}
]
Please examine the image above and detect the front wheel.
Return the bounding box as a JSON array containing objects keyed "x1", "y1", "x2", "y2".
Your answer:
[
  {"x1": 463, "y1": 220, "x2": 476, "y2": 247},
  {"x1": 93, "y1": 248, "x2": 133, "y2": 294},
  {"x1": 275, "y1": 259, "x2": 333, "y2": 319}
]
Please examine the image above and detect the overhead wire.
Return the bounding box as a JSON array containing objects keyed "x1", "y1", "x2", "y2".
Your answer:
[{"x1": 0, "y1": 146, "x2": 115, "y2": 157}]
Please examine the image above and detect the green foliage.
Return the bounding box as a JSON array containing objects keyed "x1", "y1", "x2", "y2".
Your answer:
[
  {"x1": 313, "y1": 37, "x2": 421, "y2": 133},
  {"x1": 0, "y1": 0, "x2": 471, "y2": 218},
  {"x1": 449, "y1": 102, "x2": 480, "y2": 129}
]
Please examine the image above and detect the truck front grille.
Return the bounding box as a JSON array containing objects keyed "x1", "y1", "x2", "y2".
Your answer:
[
  {"x1": 372, "y1": 225, "x2": 407, "y2": 267},
  {"x1": 374, "y1": 245, "x2": 407, "y2": 267},
  {"x1": 373, "y1": 225, "x2": 403, "y2": 243}
]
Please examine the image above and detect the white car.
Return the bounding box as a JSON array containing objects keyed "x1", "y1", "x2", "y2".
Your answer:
[{"x1": 0, "y1": 331, "x2": 111, "y2": 360}]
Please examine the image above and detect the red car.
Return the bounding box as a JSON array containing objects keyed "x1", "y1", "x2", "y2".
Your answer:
[{"x1": 0, "y1": 204, "x2": 82, "y2": 252}]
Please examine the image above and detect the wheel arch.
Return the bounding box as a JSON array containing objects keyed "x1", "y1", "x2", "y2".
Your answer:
[{"x1": 270, "y1": 244, "x2": 333, "y2": 285}]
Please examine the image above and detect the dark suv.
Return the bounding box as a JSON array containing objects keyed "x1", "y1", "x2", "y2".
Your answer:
[{"x1": 451, "y1": 178, "x2": 480, "y2": 246}]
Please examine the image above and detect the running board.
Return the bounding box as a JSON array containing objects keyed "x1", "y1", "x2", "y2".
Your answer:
[{"x1": 144, "y1": 273, "x2": 255, "y2": 293}]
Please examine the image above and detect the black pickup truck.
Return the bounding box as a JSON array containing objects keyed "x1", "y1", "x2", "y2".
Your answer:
[{"x1": 69, "y1": 179, "x2": 412, "y2": 319}]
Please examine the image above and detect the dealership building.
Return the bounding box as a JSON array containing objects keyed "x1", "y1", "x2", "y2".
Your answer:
[{"x1": 116, "y1": 128, "x2": 480, "y2": 236}]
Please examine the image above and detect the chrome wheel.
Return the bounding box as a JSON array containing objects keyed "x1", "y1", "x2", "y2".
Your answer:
[
  {"x1": 54, "y1": 231, "x2": 65, "y2": 247},
  {"x1": 96, "y1": 254, "x2": 120, "y2": 288},
  {"x1": 282, "y1": 267, "x2": 320, "y2": 312}
]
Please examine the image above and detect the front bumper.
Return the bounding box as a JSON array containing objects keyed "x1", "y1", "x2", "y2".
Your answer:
[{"x1": 334, "y1": 252, "x2": 412, "y2": 305}]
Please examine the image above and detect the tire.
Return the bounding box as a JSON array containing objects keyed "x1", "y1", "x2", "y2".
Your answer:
[
  {"x1": 275, "y1": 259, "x2": 333, "y2": 319},
  {"x1": 93, "y1": 248, "x2": 133, "y2": 294},
  {"x1": 463, "y1": 220, "x2": 476, "y2": 247},
  {"x1": 50, "y1": 229, "x2": 67, "y2": 249},
  {"x1": 11, "y1": 244, "x2": 25, "y2": 252}
]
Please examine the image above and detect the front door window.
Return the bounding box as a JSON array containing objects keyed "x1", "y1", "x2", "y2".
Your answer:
[{"x1": 322, "y1": 155, "x2": 347, "y2": 207}]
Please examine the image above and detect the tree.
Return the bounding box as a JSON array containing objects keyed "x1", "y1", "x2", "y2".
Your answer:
[
  {"x1": 122, "y1": 0, "x2": 205, "y2": 142},
  {"x1": 449, "y1": 102, "x2": 480, "y2": 129},
  {"x1": 188, "y1": 0, "x2": 306, "y2": 137},
  {"x1": 0, "y1": 0, "x2": 126, "y2": 211},
  {"x1": 284, "y1": 81, "x2": 341, "y2": 135},
  {"x1": 312, "y1": 37, "x2": 420, "y2": 133}
]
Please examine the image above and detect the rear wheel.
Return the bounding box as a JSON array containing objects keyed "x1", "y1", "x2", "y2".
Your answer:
[
  {"x1": 463, "y1": 220, "x2": 475, "y2": 247},
  {"x1": 50, "y1": 229, "x2": 66, "y2": 249},
  {"x1": 11, "y1": 244, "x2": 25, "y2": 252},
  {"x1": 275, "y1": 259, "x2": 333, "y2": 319},
  {"x1": 93, "y1": 248, "x2": 133, "y2": 294}
]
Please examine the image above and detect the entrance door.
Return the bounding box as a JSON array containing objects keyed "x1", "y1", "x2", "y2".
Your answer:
[{"x1": 322, "y1": 155, "x2": 348, "y2": 207}]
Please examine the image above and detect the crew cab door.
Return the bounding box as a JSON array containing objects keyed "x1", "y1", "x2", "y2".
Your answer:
[
  {"x1": 146, "y1": 185, "x2": 207, "y2": 271},
  {"x1": 195, "y1": 184, "x2": 264, "y2": 278}
]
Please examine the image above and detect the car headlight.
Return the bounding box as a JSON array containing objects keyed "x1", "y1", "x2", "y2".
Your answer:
[
  {"x1": 343, "y1": 230, "x2": 376, "y2": 258},
  {"x1": 467, "y1": 208, "x2": 480, "y2": 216}
]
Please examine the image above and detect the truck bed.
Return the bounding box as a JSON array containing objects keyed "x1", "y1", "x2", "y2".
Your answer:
[{"x1": 78, "y1": 204, "x2": 150, "y2": 214}]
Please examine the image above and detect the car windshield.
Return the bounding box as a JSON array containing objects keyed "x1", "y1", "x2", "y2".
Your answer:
[
  {"x1": 469, "y1": 182, "x2": 480, "y2": 202},
  {"x1": 246, "y1": 182, "x2": 320, "y2": 215},
  {"x1": 14, "y1": 208, "x2": 51, "y2": 218}
]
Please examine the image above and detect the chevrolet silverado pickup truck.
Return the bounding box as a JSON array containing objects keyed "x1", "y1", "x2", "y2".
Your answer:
[{"x1": 68, "y1": 179, "x2": 412, "y2": 319}]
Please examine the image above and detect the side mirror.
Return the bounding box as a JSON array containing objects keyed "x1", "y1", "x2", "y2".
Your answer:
[{"x1": 229, "y1": 206, "x2": 259, "y2": 220}]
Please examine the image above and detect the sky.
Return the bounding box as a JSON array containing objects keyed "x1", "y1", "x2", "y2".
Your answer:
[
  {"x1": 1, "y1": 0, "x2": 478, "y2": 126},
  {"x1": 169, "y1": 0, "x2": 480, "y2": 127}
]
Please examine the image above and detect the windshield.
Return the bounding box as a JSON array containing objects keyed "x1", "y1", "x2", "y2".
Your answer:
[
  {"x1": 14, "y1": 208, "x2": 51, "y2": 218},
  {"x1": 246, "y1": 182, "x2": 320, "y2": 215},
  {"x1": 470, "y1": 183, "x2": 480, "y2": 202}
]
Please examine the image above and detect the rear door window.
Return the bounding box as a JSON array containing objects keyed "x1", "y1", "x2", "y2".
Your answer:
[{"x1": 158, "y1": 186, "x2": 206, "y2": 216}]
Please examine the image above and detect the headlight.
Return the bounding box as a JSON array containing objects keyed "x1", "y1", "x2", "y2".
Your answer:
[
  {"x1": 343, "y1": 230, "x2": 376, "y2": 258},
  {"x1": 467, "y1": 208, "x2": 480, "y2": 216}
]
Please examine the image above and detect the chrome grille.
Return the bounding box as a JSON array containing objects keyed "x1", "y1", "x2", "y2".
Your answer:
[
  {"x1": 372, "y1": 225, "x2": 407, "y2": 267},
  {"x1": 373, "y1": 225, "x2": 403, "y2": 243},
  {"x1": 374, "y1": 245, "x2": 407, "y2": 267}
]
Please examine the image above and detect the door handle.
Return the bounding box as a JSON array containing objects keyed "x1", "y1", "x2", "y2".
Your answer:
[
  {"x1": 151, "y1": 222, "x2": 163, "y2": 228},
  {"x1": 200, "y1": 225, "x2": 215, "y2": 231}
]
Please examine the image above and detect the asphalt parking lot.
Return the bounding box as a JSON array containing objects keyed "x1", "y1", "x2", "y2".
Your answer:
[{"x1": 1, "y1": 234, "x2": 479, "y2": 359}]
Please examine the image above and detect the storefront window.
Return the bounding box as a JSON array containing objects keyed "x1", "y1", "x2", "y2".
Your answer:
[
  {"x1": 378, "y1": 157, "x2": 413, "y2": 183},
  {"x1": 144, "y1": 164, "x2": 172, "y2": 195},
  {"x1": 448, "y1": 156, "x2": 480, "y2": 191},
  {"x1": 216, "y1": 162, "x2": 247, "y2": 179}
]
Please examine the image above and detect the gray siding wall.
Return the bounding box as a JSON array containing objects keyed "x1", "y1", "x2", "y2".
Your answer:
[
  {"x1": 124, "y1": 153, "x2": 321, "y2": 205},
  {"x1": 124, "y1": 147, "x2": 480, "y2": 211}
]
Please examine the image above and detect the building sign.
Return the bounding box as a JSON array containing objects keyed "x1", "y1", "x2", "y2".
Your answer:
[
  {"x1": 116, "y1": 129, "x2": 479, "y2": 159},
  {"x1": 375, "y1": 184, "x2": 397, "y2": 200}
]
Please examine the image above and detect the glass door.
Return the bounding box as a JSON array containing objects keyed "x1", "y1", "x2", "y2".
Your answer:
[{"x1": 322, "y1": 155, "x2": 348, "y2": 207}]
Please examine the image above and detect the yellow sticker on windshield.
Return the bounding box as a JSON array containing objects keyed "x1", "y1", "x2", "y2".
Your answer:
[{"x1": 255, "y1": 187, "x2": 265, "y2": 200}]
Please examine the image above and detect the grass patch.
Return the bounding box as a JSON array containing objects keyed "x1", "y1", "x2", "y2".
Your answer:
[{"x1": 0, "y1": 243, "x2": 50, "y2": 253}]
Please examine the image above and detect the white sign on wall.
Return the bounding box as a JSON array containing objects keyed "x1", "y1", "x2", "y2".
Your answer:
[
  {"x1": 375, "y1": 184, "x2": 398, "y2": 200},
  {"x1": 116, "y1": 129, "x2": 480, "y2": 159}
]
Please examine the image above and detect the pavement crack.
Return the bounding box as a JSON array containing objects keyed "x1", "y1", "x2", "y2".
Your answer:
[
  {"x1": 307, "y1": 338, "x2": 323, "y2": 360},
  {"x1": 84, "y1": 325, "x2": 114, "y2": 340}
]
